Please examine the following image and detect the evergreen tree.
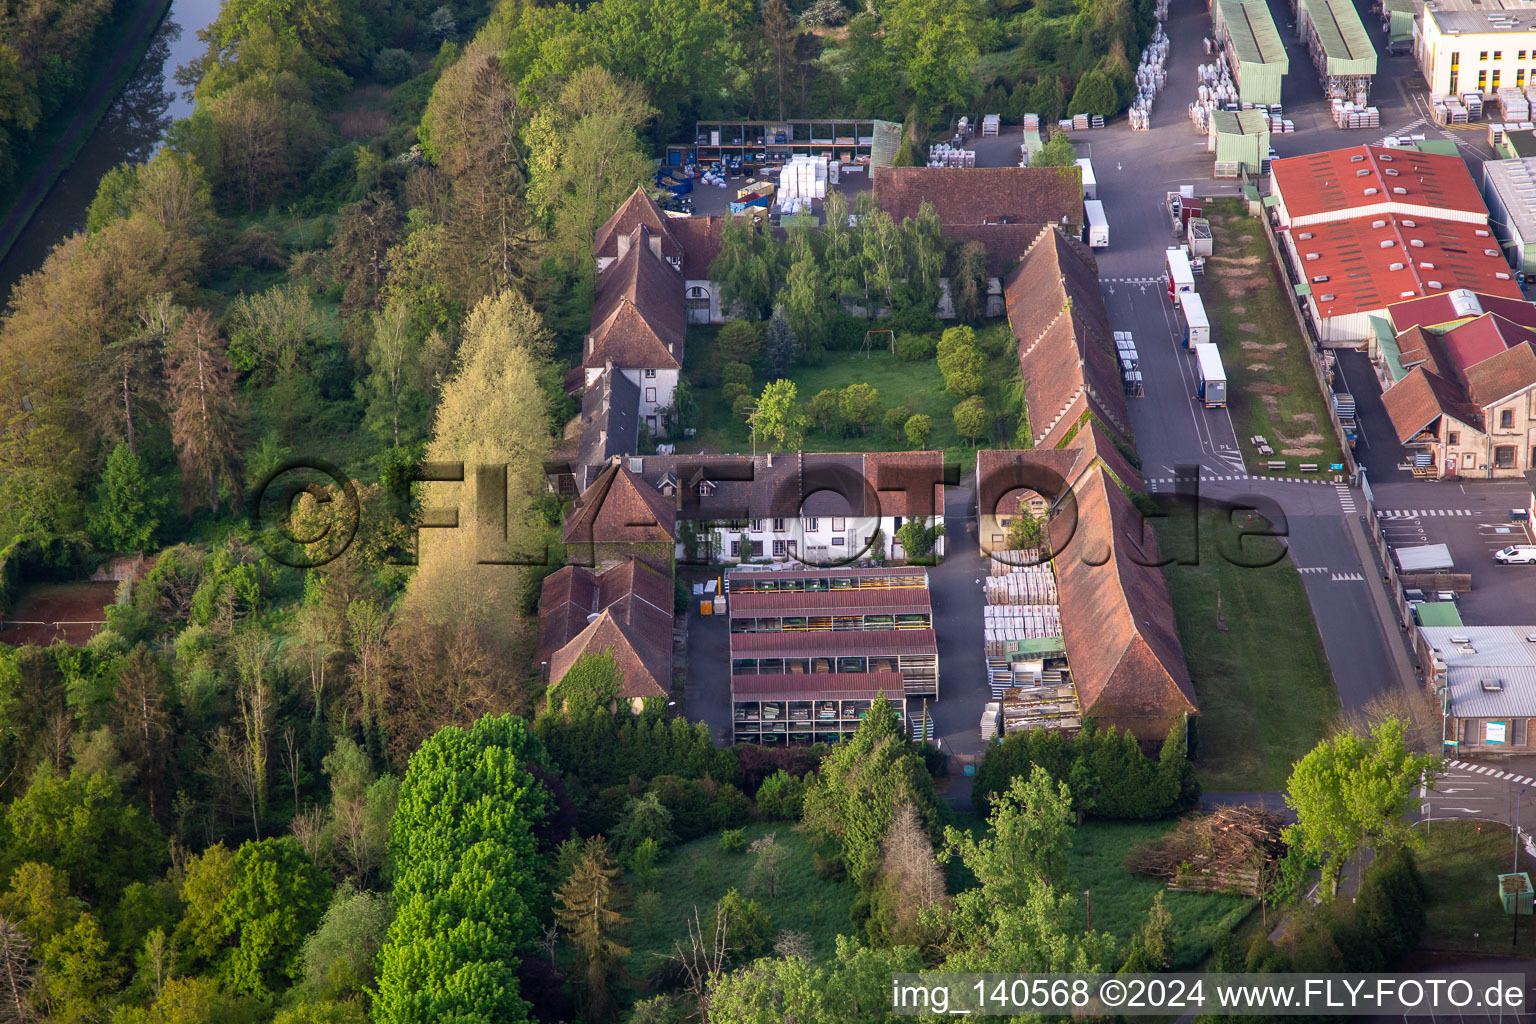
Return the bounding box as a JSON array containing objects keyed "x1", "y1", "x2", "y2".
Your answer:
[
  {"x1": 88, "y1": 443, "x2": 159, "y2": 552},
  {"x1": 764, "y1": 306, "x2": 797, "y2": 379},
  {"x1": 554, "y1": 836, "x2": 630, "y2": 1021}
]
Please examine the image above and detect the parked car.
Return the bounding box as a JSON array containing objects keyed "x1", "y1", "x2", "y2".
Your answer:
[
  {"x1": 1494, "y1": 545, "x2": 1536, "y2": 564},
  {"x1": 1403, "y1": 588, "x2": 1427, "y2": 603}
]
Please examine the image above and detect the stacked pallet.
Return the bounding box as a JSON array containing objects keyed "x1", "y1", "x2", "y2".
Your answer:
[
  {"x1": 984, "y1": 567, "x2": 1058, "y2": 604},
  {"x1": 983, "y1": 604, "x2": 1063, "y2": 641},
  {"x1": 981, "y1": 113, "x2": 1001, "y2": 136},
  {"x1": 1331, "y1": 101, "x2": 1379, "y2": 129},
  {"x1": 1501, "y1": 88, "x2": 1530, "y2": 121}
]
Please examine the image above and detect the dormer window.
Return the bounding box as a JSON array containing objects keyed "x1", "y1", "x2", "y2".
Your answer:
[
  {"x1": 657, "y1": 471, "x2": 678, "y2": 496},
  {"x1": 698, "y1": 479, "x2": 716, "y2": 497}
]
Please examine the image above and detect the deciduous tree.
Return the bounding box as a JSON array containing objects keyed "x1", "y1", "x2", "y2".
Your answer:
[
  {"x1": 163, "y1": 310, "x2": 241, "y2": 514},
  {"x1": 751, "y1": 380, "x2": 806, "y2": 452}
]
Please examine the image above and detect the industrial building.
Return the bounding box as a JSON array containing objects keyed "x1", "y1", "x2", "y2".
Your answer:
[
  {"x1": 1415, "y1": 0, "x2": 1536, "y2": 100},
  {"x1": 1297, "y1": 0, "x2": 1377, "y2": 102},
  {"x1": 1209, "y1": 108, "x2": 1272, "y2": 177},
  {"x1": 726, "y1": 566, "x2": 939, "y2": 744},
  {"x1": 676, "y1": 119, "x2": 902, "y2": 169},
  {"x1": 1270, "y1": 145, "x2": 1522, "y2": 342},
  {"x1": 1213, "y1": 0, "x2": 1289, "y2": 105},
  {"x1": 1419, "y1": 625, "x2": 1536, "y2": 753},
  {"x1": 1483, "y1": 156, "x2": 1536, "y2": 275}
]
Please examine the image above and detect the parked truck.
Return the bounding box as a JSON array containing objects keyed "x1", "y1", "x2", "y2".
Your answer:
[
  {"x1": 1194, "y1": 343, "x2": 1226, "y2": 407},
  {"x1": 1181, "y1": 291, "x2": 1209, "y2": 347},
  {"x1": 1084, "y1": 200, "x2": 1109, "y2": 248},
  {"x1": 1077, "y1": 158, "x2": 1097, "y2": 200},
  {"x1": 1167, "y1": 247, "x2": 1195, "y2": 306}
]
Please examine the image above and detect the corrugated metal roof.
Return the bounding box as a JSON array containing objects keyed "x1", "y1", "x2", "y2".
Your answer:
[
  {"x1": 729, "y1": 628, "x2": 938, "y2": 657},
  {"x1": 1421, "y1": 625, "x2": 1536, "y2": 668},
  {"x1": 1485, "y1": 157, "x2": 1536, "y2": 252},
  {"x1": 1396, "y1": 543, "x2": 1455, "y2": 571},
  {"x1": 731, "y1": 671, "x2": 904, "y2": 700},
  {"x1": 1447, "y1": 667, "x2": 1536, "y2": 718},
  {"x1": 728, "y1": 588, "x2": 932, "y2": 615},
  {"x1": 1301, "y1": 0, "x2": 1377, "y2": 75},
  {"x1": 1220, "y1": 0, "x2": 1289, "y2": 68}
]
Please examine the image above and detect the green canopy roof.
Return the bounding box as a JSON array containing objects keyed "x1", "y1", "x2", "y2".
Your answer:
[
  {"x1": 1219, "y1": 0, "x2": 1289, "y2": 69},
  {"x1": 1415, "y1": 602, "x2": 1464, "y2": 627},
  {"x1": 1301, "y1": 0, "x2": 1377, "y2": 76}
]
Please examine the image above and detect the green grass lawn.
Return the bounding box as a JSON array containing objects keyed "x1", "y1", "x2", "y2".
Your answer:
[
  {"x1": 946, "y1": 814, "x2": 1256, "y2": 968},
  {"x1": 682, "y1": 320, "x2": 1021, "y2": 460},
  {"x1": 621, "y1": 821, "x2": 857, "y2": 981},
  {"x1": 1155, "y1": 501, "x2": 1339, "y2": 791},
  {"x1": 1418, "y1": 821, "x2": 1536, "y2": 953},
  {"x1": 1197, "y1": 201, "x2": 1346, "y2": 478}
]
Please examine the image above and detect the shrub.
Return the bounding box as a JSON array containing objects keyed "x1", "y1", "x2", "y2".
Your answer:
[
  {"x1": 894, "y1": 333, "x2": 936, "y2": 361},
  {"x1": 719, "y1": 828, "x2": 747, "y2": 854},
  {"x1": 374, "y1": 48, "x2": 416, "y2": 83},
  {"x1": 889, "y1": 304, "x2": 939, "y2": 334},
  {"x1": 881, "y1": 406, "x2": 909, "y2": 436},
  {"x1": 953, "y1": 395, "x2": 989, "y2": 444},
  {"x1": 754, "y1": 770, "x2": 806, "y2": 821},
  {"x1": 721, "y1": 361, "x2": 753, "y2": 392}
]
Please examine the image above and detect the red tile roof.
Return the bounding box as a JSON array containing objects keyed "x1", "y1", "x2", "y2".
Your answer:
[
  {"x1": 727, "y1": 588, "x2": 932, "y2": 615},
  {"x1": 1439, "y1": 314, "x2": 1536, "y2": 379},
  {"x1": 1383, "y1": 366, "x2": 1486, "y2": 441},
  {"x1": 1271, "y1": 145, "x2": 1487, "y2": 225},
  {"x1": 1004, "y1": 228, "x2": 1131, "y2": 447},
  {"x1": 731, "y1": 672, "x2": 905, "y2": 700},
  {"x1": 593, "y1": 188, "x2": 682, "y2": 263},
  {"x1": 941, "y1": 223, "x2": 1049, "y2": 276},
  {"x1": 586, "y1": 228, "x2": 685, "y2": 370},
  {"x1": 1386, "y1": 290, "x2": 1536, "y2": 333},
  {"x1": 536, "y1": 559, "x2": 675, "y2": 664},
  {"x1": 872, "y1": 166, "x2": 1082, "y2": 230},
  {"x1": 1288, "y1": 216, "x2": 1521, "y2": 320},
  {"x1": 668, "y1": 215, "x2": 726, "y2": 280},
  {"x1": 547, "y1": 611, "x2": 671, "y2": 703},
  {"x1": 1048, "y1": 466, "x2": 1198, "y2": 745},
  {"x1": 563, "y1": 463, "x2": 677, "y2": 548},
  {"x1": 1464, "y1": 340, "x2": 1536, "y2": 407}
]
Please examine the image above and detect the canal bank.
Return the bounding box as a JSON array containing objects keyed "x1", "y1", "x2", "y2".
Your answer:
[{"x1": 0, "y1": 0, "x2": 222, "y2": 305}]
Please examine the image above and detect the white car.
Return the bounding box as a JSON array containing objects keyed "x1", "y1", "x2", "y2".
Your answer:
[{"x1": 1494, "y1": 545, "x2": 1536, "y2": 564}]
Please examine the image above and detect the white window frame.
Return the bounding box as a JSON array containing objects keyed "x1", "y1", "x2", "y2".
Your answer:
[
  {"x1": 832, "y1": 517, "x2": 845, "y2": 531},
  {"x1": 645, "y1": 368, "x2": 657, "y2": 379},
  {"x1": 804, "y1": 517, "x2": 818, "y2": 531},
  {"x1": 772, "y1": 518, "x2": 786, "y2": 532}
]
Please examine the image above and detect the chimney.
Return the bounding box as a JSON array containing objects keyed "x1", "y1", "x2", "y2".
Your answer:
[
  {"x1": 617, "y1": 232, "x2": 631, "y2": 257},
  {"x1": 766, "y1": 452, "x2": 774, "y2": 468}
]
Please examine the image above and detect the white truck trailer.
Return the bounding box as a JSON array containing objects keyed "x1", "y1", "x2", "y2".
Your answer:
[
  {"x1": 1076, "y1": 157, "x2": 1097, "y2": 199},
  {"x1": 1166, "y1": 247, "x2": 1195, "y2": 306},
  {"x1": 1194, "y1": 343, "x2": 1227, "y2": 407},
  {"x1": 1084, "y1": 200, "x2": 1109, "y2": 248},
  {"x1": 1181, "y1": 291, "x2": 1209, "y2": 347}
]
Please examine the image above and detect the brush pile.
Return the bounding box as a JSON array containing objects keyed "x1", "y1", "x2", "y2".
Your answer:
[{"x1": 1127, "y1": 805, "x2": 1286, "y2": 896}]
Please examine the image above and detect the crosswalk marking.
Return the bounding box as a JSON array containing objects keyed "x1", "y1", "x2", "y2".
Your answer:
[
  {"x1": 1335, "y1": 483, "x2": 1356, "y2": 513},
  {"x1": 1376, "y1": 508, "x2": 1500, "y2": 519},
  {"x1": 1101, "y1": 276, "x2": 1164, "y2": 285},
  {"x1": 1443, "y1": 760, "x2": 1536, "y2": 784}
]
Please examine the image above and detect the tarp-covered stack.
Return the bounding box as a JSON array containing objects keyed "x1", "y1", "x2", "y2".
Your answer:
[{"x1": 1130, "y1": 21, "x2": 1171, "y2": 130}]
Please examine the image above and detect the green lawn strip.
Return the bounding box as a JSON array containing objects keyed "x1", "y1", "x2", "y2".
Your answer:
[
  {"x1": 0, "y1": 0, "x2": 174, "y2": 268},
  {"x1": 622, "y1": 821, "x2": 856, "y2": 979},
  {"x1": 682, "y1": 320, "x2": 1019, "y2": 460},
  {"x1": 1156, "y1": 502, "x2": 1339, "y2": 791},
  {"x1": 1197, "y1": 201, "x2": 1345, "y2": 478},
  {"x1": 1418, "y1": 820, "x2": 1536, "y2": 953},
  {"x1": 946, "y1": 813, "x2": 1254, "y2": 968}
]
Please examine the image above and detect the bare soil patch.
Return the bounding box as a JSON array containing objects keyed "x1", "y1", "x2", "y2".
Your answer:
[
  {"x1": 0, "y1": 582, "x2": 117, "y2": 646},
  {"x1": 1240, "y1": 341, "x2": 1286, "y2": 352},
  {"x1": 1244, "y1": 382, "x2": 1288, "y2": 395},
  {"x1": 1238, "y1": 324, "x2": 1261, "y2": 334}
]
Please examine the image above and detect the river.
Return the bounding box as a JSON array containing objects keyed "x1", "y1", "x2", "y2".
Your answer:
[{"x1": 0, "y1": 0, "x2": 224, "y2": 306}]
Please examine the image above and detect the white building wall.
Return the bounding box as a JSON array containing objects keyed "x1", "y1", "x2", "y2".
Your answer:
[
  {"x1": 624, "y1": 368, "x2": 679, "y2": 434},
  {"x1": 1419, "y1": 14, "x2": 1536, "y2": 99},
  {"x1": 708, "y1": 515, "x2": 946, "y2": 563}
]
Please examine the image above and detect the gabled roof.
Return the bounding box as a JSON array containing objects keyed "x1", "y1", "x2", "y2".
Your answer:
[
  {"x1": 871, "y1": 166, "x2": 1082, "y2": 230},
  {"x1": 975, "y1": 428, "x2": 1143, "y2": 520},
  {"x1": 1271, "y1": 145, "x2": 1485, "y2": 224},
  {"x1": 576, "y1": 366, "x2": 641, "y2": 471},
  {"x1": 536, "y1": 558, "x2": 674, "y2": 664},
  {"x1": 1386, "y1": 289, "x2": 1536, "y2": 333},
  {"x1": 1394, "y1": 326, "x2": 1447, "y2": 376},
  {"x1": 1004, "y1": 228, "x2": 1131, "y2": 447},
  {"x1": 593, "y1": 188, "x2": 682, "y2": 263},
  {"x1": 941, "y1": 223, "x2": 1049, "y2": 277},
  {"x1": 563, "y1": 462, "x2": 677, "y2": 548},
  {"x1": 1439, "y1": 312, "x2": 1536, "y2": 376},
  {"x1": 1464, "y1": 340, "x2": 1536, "y2": 407},
  {"x1": 586, "y1": 228, "x2": 685, "y2": 370},
  {"x1": 1381, "y1": 365, "x2": 1486, "y2": 441},
  {"x1": 547, "y1": 610, "x2": 671, "y2": 703},
  {"x1": 1048, "y1": 466, "x2": 1198, "y2": 739},
  {"x1": 667, "y1": 215, "x2": 727, "y2": 280}
]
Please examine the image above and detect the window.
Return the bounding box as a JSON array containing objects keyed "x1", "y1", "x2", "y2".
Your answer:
[
  {"x1": 803, "y1": 517, "x2": 818, "y2": 531},
  {"x1": 750, "y1": 519, "x2": 762, "y2": 532},
  {"x1": 1531, "y1": 446, "x2": 1536, "y2": 468},
  {"x1": 1495, "y1": 51, "x2": 1503, "y2": 61},
  {"x1": 1496, "y1": 445, "x2": 1517, "y2": 468},
  {"x1": 1479, "y1": 70, "x2": 1489, "y2": 90},
  {"x1": 644, "y1": 369, "x2": 656, "y2": 378},
  {"x1": 1447, "y1": 430, "x2": 1460, "y2": 445},
  {"x1": 750, "y1": 541, "x2": 763, "y2": 557},
  {"x1": 1481, "y1": 51, "x2": 1489, "y2": 61},
  {"x1": 832, "y1": 517, "x2": 846, "y2": 531},
  {"x1": 1493, "y1": 70, "x2": 1503, "y2": 91},
  {"x1": 645, "y1": 387, "x2": 657, "y2": 403},
  {"x1": 772, "y1": 518, "x2": 786, "y2": 532},
  {"x1": 1501, "y1": 409, "x2": 1515, "y2": 429},
  {"x1": 731, "y1": 540, "x2": 742, "y2": 557},
  {"x1": 1464, "y1": 452, "x2": 1477, "y2": 470},
  {"x1": 773, "y1": 540, "x2": 786, "y2": 557}
]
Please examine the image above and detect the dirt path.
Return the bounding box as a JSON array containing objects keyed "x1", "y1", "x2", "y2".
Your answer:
[{"x1": 0, "y1": 0, "x2": 173, "y2": 268}]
